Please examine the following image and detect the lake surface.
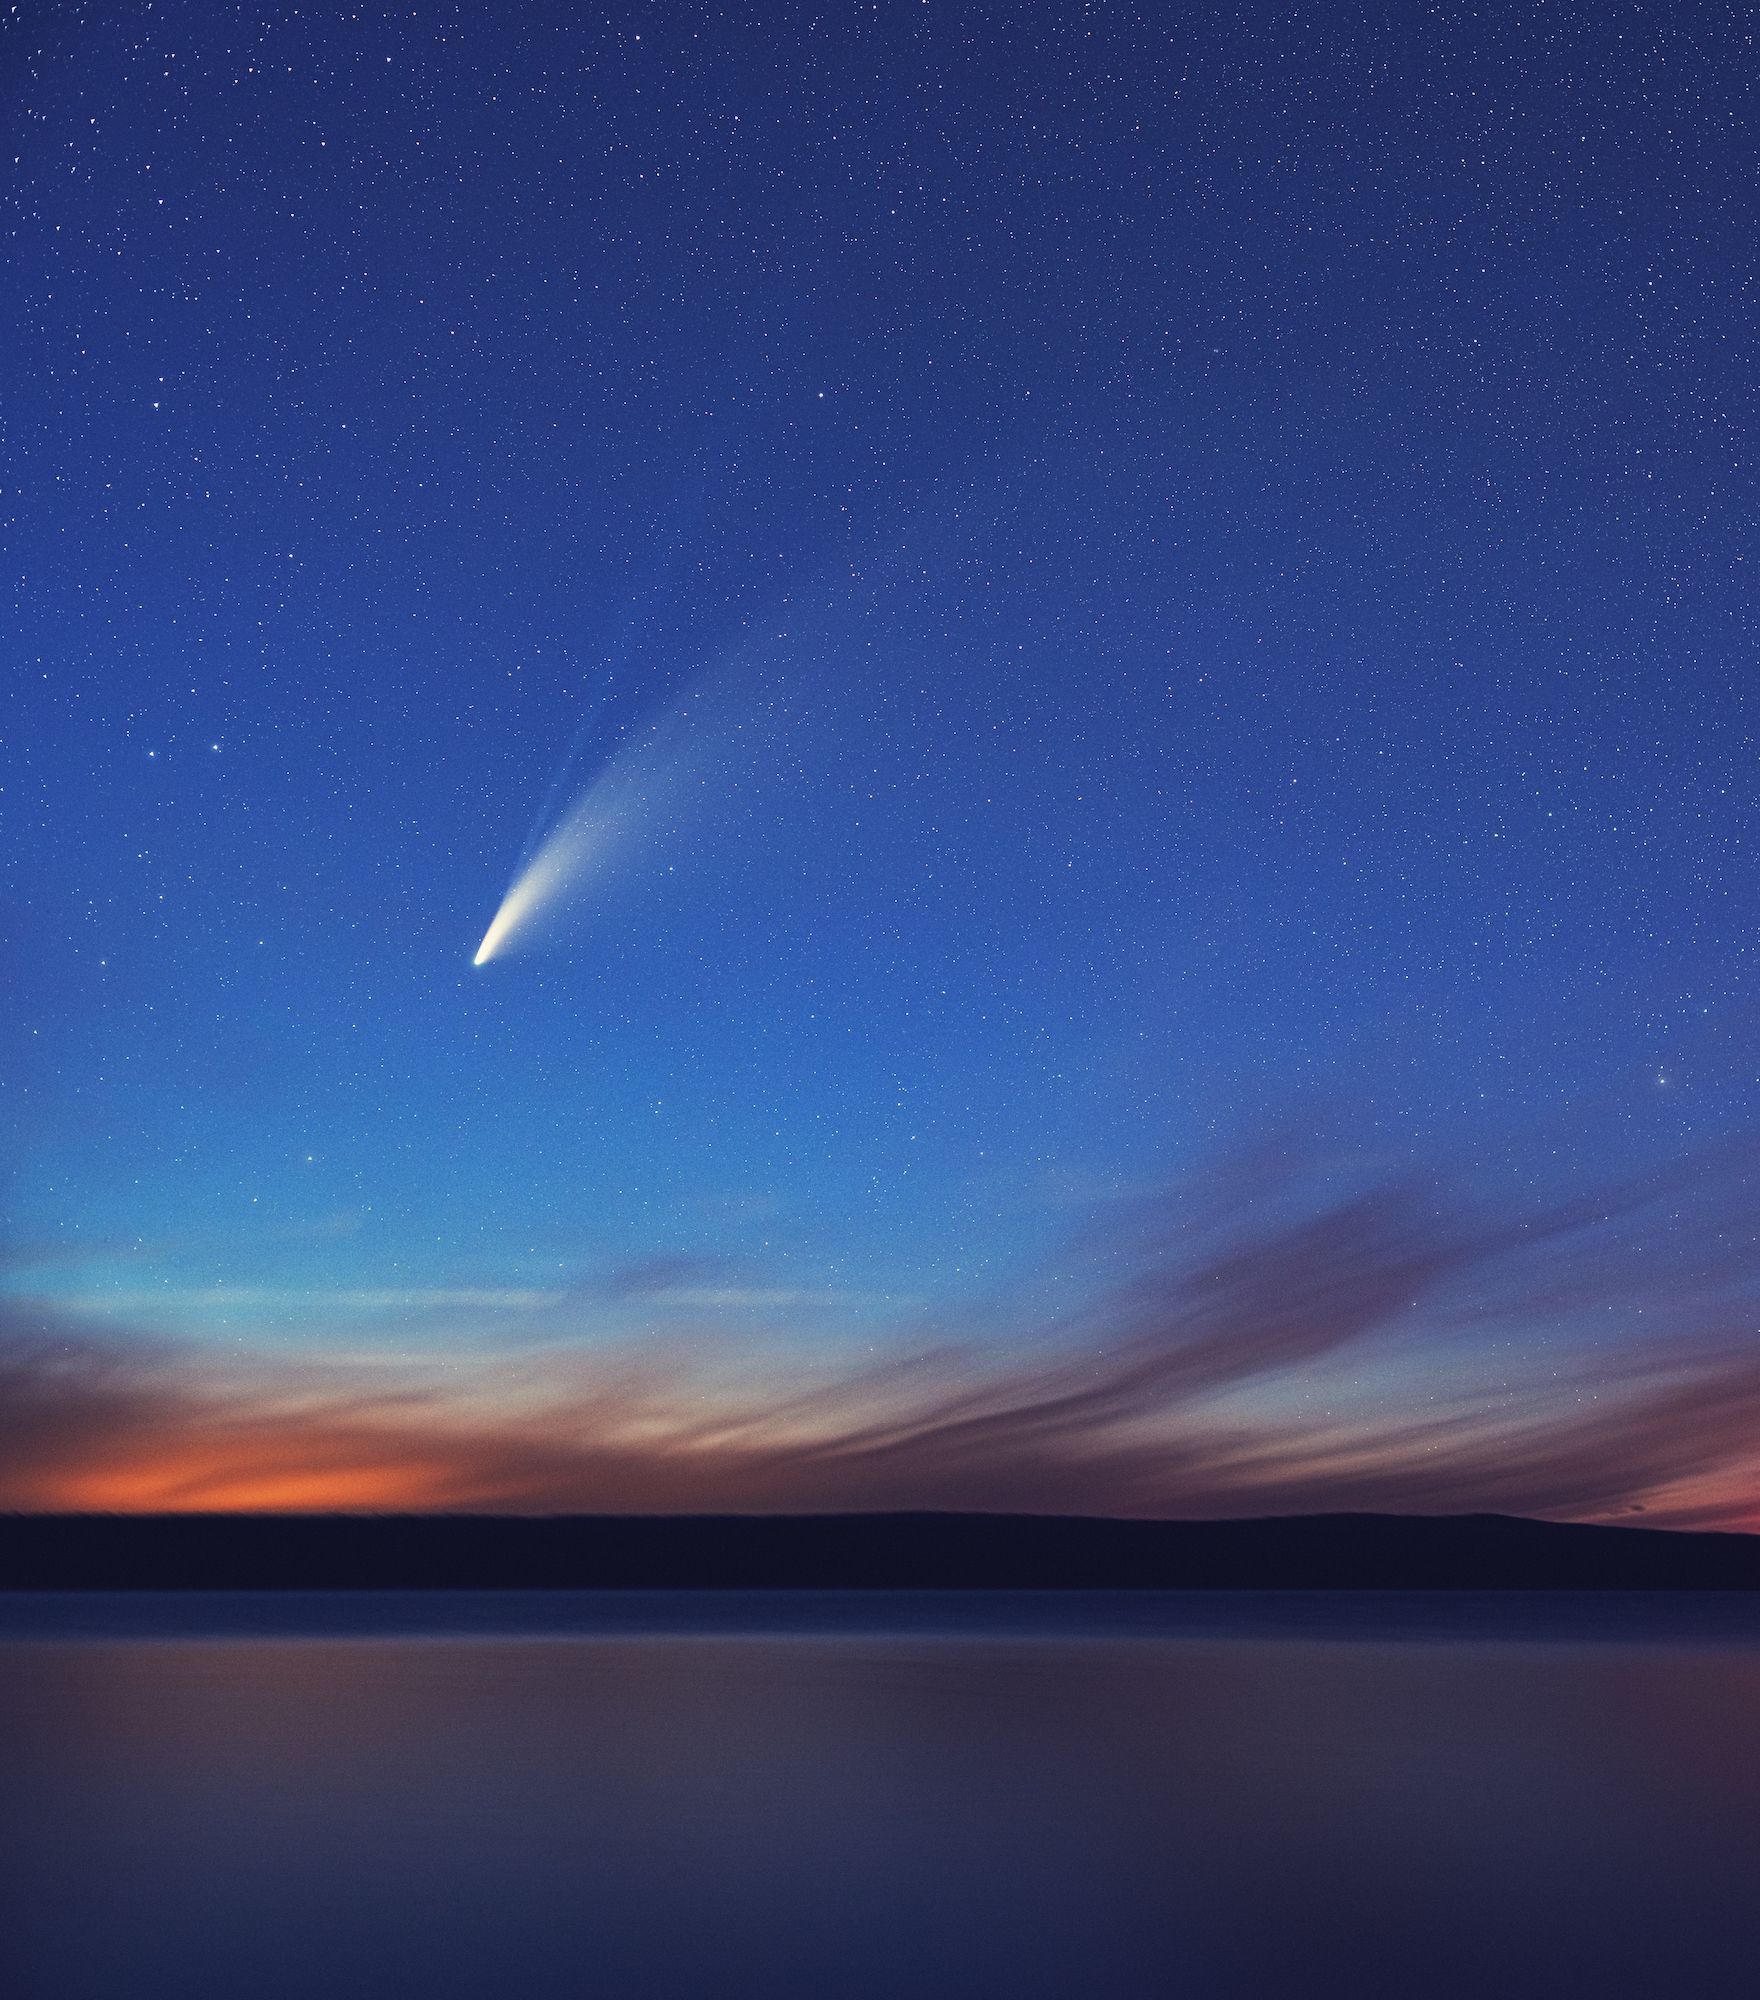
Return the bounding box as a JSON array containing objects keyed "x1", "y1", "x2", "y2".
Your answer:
[{"x1": 5, "y1": 1593, "x2": 1759, "y2": 1998}]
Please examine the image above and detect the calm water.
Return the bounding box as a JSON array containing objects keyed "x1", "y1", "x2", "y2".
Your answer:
[{"x1": 4, "y1": 1593, "x2": 1759, "y2": 1999}]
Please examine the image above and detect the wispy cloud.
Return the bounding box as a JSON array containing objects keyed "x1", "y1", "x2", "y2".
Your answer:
[
  {"x1": 4, "y1": 1129, "x2": 1757, "y2": 1524},
  {"x1": 54, "y1": 1287, "x2": 566, "y2": 1318}
]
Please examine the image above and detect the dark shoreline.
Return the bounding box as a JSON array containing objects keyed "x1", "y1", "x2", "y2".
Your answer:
[{"x1": 3, "y1": 1510, "x2": 1758, "y2": 1592}]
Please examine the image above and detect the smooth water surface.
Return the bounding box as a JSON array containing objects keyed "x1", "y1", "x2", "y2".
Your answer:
[{"x1": 4, "y1": 1593, "x2": 1759, "y2": 1998}]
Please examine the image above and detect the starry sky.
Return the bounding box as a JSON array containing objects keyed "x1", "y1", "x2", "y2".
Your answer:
[{"x1": 5, "y1": 0, "x2": 1759, "y2": 1522}]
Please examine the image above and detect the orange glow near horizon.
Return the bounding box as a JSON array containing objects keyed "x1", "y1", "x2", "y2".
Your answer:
[
  {"x1": 57, "y1": 1464, "x2": 445, "y2": 1514},
  {"x1": 14, "y1": 1415, "x2": 1758, "y2": 1531}
]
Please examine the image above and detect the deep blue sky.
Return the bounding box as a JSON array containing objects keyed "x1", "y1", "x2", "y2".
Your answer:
[{"x1": 5, "y1": 1, "x2": 1758, "y2": 1517}]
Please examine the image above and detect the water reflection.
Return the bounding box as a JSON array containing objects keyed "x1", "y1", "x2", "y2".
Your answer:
[{"x1": 4, "y1": 1597, "x2": 1760, "y2": 1997}]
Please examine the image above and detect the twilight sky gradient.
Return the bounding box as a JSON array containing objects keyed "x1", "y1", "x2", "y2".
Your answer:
[{"x1": 5, "y1": 0, "x2": 1758, "y2": 1522}]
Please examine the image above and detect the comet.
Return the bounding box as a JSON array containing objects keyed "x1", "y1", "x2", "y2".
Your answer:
[
  {"x1": 472, "y1": 798, "x2": 615, "y2": 965},
  {"x1": 472, "y1": 705, "x2": 698, "y2": 966}
]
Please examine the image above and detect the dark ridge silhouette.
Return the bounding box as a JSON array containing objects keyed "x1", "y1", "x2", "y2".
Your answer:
[{"x1": 1, "y1": 1511, "x2": 1757, "y2": 1591}]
